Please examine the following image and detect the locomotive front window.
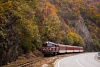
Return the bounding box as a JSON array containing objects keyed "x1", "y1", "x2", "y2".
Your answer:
[{"x1": 47, "y1": 43, "x2": 52, "y2": 47}]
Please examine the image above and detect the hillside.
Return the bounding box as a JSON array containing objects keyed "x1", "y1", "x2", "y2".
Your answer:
[{"x1": 0, "y1": 0, "x2": 100, "y2": 66}]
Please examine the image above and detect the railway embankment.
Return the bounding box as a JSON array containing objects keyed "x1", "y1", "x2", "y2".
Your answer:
[{"x1": 2, "y1": 52, "x2": 80, "y2": 67}]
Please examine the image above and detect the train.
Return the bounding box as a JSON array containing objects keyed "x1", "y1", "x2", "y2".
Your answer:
[{"x1": 42, "y1": 41, "x2": 84, "y2": 56}]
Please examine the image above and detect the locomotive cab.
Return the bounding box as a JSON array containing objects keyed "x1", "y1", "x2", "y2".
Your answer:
[
  {"x1": 42, "y1": 42, "x2": 58, "y2": 56},
  {"x1": 42, "y1": 42, "x2": 54, "y2": 47}
]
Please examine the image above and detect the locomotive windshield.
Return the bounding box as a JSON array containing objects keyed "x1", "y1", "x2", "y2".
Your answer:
[
  {"x1": 42, "y1": 43, "x2": 52, "y2": 47},
  {"x1": 47, "y1": 43, "x2": 52, "y2": 47}
]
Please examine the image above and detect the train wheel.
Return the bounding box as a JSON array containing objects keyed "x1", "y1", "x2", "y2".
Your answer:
[
  {"x1": 53, "y1": 52, "x2": 57, "y2": 56},
  {"x1": 55, "y1": 52, "x2": 57, "y2": 55},
  {"x1": 57, "y1": 52, "x2": 60, "y2": 55},
  {"x1": 43, "y1": 54, "x2": 47, "y2": 57}
]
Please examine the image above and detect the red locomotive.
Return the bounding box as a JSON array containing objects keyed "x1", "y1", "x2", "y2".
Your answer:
[{"x1": 42, "y1": 41, "x2": 84, "y2": 56}]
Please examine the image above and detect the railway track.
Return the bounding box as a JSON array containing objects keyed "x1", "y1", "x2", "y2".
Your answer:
[
  {"x1": 19, "y1": 53, "x2": 78, "y2": 67},
  {"x1": 17, "y1": 57, "x2": 43, "y2": 67},
  {"x1": 17, "y1": 54, "x2": 65, "y2": 67}
]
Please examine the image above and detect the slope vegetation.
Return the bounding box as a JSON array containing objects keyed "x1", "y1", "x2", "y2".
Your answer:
[{"x1": 0, "y1": 0, "x2": 100, "y2": 66}]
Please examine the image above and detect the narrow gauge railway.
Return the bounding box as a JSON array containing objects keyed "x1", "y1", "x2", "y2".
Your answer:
[{"x1": 42, "y1": 41, "x2": 84, "y2": 56}]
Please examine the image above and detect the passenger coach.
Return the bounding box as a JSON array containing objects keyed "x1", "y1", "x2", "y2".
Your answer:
[{"x1": 42, "y1": 41, "x2": 84, "y2": 56}]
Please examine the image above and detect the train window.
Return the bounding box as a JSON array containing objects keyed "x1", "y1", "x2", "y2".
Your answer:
[{"x1": 47, "y1": 43, "x2": 52, "y2": 47}]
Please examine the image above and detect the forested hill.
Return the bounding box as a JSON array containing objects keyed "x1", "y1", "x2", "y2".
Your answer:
[{"x1": 0, "y1": 0, "x2": 100, "y2": 66}]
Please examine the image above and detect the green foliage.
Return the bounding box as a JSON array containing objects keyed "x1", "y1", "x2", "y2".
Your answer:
[
  {"x1": 27, "y1": 0, "x2": 38, "y2": 10},
  {"x1": 0, "y1": 0, "x2": 41, "y2": 53},
  {"x1": 80, "y1": 7, "x2": 100, "y2": 44},
  {"x1": 80, "y1": 7, "x2": 100, "y2": 26},
  {"x1": 92, "y1": 39, "x2": 100, "y2": 47},
  {"x1": 62, "y1": 0, "x2": 67, "y2": 4},
  {"x1": 0, "y1": 0, "x2": 100, "y2": 54},
  {"x1": 92, "y1": 39, "x2": 100, "y2": 50},
  {"x1": 20, "y1": 37, "x2": 33, "y2": 53},
  {"x1": 97, "y1": 3, "x2": 100, "y2": 9},
  {"x1": 12, "y1": 1, "x2": 41, "y2": 53},
  {"x1": 63, "y1": 34, "x2": 74, "y2": 45},
  {"x1": 0, "y1": 31, "x2": 6, "y2": 39},
  {"x1": 36, "y1": 1, "x2": 61, "y2": 42},
  {"x1": 63, "y1": 33, "x2": 85, "y2": 46},
  {"x1": 1, "y1": 0, "x2": 100, "y2": 66}
]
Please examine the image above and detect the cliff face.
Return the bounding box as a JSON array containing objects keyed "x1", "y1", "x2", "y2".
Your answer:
[
  {"x1": 0, "y1": 0, "x2": 100, "y2": 66},
  {"x1": 75, "y1": 16, "x2": 92, "y2": 51},
  {"x1": 48, "y1": 0, "x2": 100, "y2": 51}
]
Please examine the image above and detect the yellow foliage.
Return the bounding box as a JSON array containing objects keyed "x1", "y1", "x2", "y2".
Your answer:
[
  {"x1": 65, "y1": 32, "x2": 85, "y2": 46},
  {"x1": 44, "y1": 2, "x2": 57, "y2": 16},
  {"x1": 6, "y1": 0, "x2": 12, "y2": 6}
]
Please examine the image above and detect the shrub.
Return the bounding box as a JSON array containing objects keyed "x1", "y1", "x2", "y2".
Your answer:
[
  {"x1": 92, "y1": 39, "x2": 100, "y2": 50},
  {"x1": 20, "y1": 37, "x2": 33, "y2": 53},
  {"x1": 64, "y1": 33, "x2": 85, "y2": 46}
]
